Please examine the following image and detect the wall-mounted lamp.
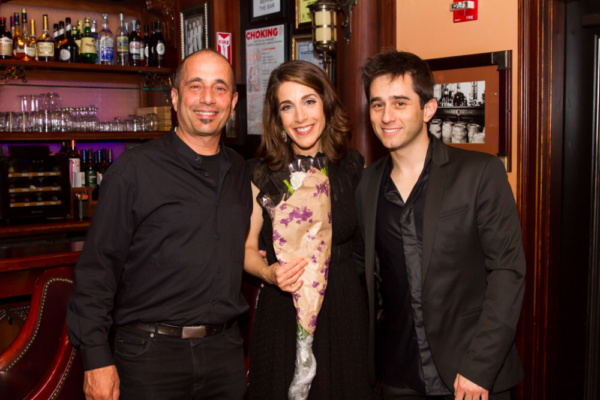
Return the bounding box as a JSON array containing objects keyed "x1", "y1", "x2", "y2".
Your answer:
[{"x1": 309, "y1": 0, "x2": 357, "y2": 80}]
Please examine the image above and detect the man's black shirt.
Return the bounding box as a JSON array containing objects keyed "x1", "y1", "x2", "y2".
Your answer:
[{"x1": 67, "y1": 128, "x2": 253, "y2": 371}]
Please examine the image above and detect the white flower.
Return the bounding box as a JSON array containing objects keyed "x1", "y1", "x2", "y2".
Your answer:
[{"x1": 290, "y1": 171, "x2": 307, "y2": 191}]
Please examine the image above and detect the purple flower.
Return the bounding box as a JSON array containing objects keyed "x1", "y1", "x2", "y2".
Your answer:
[
  {"x1": 320, "y1": 267, "x2": 329, "y2": 280},
  {"x1": 292, "y1": 293, "x2": 300, "y2": 302},
  {"x1": 328, "y1": 212, "x2": 332, "y2": 224},
  {"x1": 312, "y1": 281, "x2": 319, "y2": 288},
  {"x1": 309, "y1": 315, "x2": 318, "y2": 328},
  {"x1": 278, "y1": 237, "x2": 287, "y2": 246},
  {"x1": 273, "y1": 230, "x2": 281, "y2": 241}
]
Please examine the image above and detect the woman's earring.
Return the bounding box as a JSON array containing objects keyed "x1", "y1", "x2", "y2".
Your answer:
[{"x1": 281, "y1": 128, "x2": 288, "y2": 142}]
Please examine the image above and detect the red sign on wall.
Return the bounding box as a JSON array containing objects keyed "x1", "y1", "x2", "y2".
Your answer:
[
  {"x1": 217, "y1": 32, "x2": 233, "y2": 64},
  {"x1": 452, "y1": 0, "x2": 478, "y2": 23}
]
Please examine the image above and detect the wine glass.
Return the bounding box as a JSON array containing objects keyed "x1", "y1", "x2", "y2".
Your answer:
[{"x1": 43, "y1": 92, "x2": 63, "y2": 111}]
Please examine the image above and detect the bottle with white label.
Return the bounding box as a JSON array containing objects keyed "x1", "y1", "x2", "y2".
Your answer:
[
  {"x1": 115, "y1": 13, "x2": 129, "y2": 66},
  {"x1": 0, "y1": 17, "x2": 13, "y2": 59},
  {"x1": 98, "y1": 14, "x2": 113, "y2": 65},
  {"x1": 154, "y1": 20, "x2": 165, "y2": 68}
]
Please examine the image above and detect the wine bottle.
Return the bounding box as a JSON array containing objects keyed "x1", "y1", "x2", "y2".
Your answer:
[
  {"x1": 59, "y1": 26, "x2": 78, "y2": 63},
  {"x1": 0, "y1": 17, "x2": 13, "y2": 59},
  {"x1": 128, "y1": 19, "x2": 141, "y2": 66}
]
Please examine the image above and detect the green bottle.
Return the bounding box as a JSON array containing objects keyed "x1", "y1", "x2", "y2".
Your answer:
[{"x1": 79, "y1": 17, "x2": 97, "y2": 63}]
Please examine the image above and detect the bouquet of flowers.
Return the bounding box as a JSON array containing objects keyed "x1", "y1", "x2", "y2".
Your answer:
[{"x1": 261, "y1": 157, "x2": 332, "y2": 400}]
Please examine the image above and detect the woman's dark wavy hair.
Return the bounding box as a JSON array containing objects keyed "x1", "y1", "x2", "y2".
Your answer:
[
  {"x1": 257, "y1": 60, "x2": 351, "y2": 170},
  {"x1": 361, "y1": 48, "x2": 435, "y2": 109}
]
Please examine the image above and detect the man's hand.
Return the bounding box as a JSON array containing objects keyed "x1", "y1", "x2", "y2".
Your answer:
[
  {"x1": 454, "y1": 373, "x2": 488, "y2": 400},
  {"x1": 83, "y1": 365, "x2": 120, "y2": 400}
]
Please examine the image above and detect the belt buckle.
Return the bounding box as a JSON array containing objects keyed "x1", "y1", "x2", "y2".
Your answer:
[{"x1": 182, "y1": 325, "x2": 207, "y2": 339}]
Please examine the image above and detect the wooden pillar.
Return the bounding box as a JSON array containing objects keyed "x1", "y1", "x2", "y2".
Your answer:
[
  {"x1": 515, "y1": 0, "x2": 565, "y2": 398},
  {"x1": 336, "y1": 0, "x2": 395, "y2": 165}
]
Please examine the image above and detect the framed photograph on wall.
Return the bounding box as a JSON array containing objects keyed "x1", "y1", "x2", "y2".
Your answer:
[
  {"x1": 180, "y1": 3, "x2": 209, "y2": 60},
  {"x1": 426, "y1": 51, "x2": 512, "y2": 170},
  {"x1": 251, "y1": 0, "x2": 284, "y2": 22},
  {"x1": 295, "y1": 0, "x2": 317, "y2": 28},
  {"x1": 292, "y1": 34, "x2": 324, "y2": 70}
]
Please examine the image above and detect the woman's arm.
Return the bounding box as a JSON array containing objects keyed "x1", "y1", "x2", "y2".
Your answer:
[{"x1": 244, "y1": 182, "x2": 307, "y2": 292}]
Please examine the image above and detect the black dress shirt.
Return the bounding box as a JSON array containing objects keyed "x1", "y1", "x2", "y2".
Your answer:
[
  {"x1": 375, "y1": 141, "x2": 451, "y2": 395},
  {"x1": 66, "y1": 127, "x2": 253, "y2": 371}
]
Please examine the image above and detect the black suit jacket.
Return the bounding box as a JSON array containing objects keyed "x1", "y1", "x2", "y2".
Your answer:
[{"x1": 354, "y1": 137, "x2": 525, "y2": 392}]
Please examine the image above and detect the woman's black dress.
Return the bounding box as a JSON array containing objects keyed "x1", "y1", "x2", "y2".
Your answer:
[{"x1": 248, "y1": 148, "x2": 373, "y2": 399}]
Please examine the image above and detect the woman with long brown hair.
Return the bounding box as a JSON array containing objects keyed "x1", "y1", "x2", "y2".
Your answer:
[{"x1": 244, "y1": 60, "x2": 373, "y2": 399}]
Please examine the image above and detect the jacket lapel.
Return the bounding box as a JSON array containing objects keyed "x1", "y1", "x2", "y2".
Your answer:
[
  {"x1": 365, "y1": 156, "x2": 388, "y2": 289},
  {"x1": 421, "y1": 138, "x2": 449, "y2": 285}
]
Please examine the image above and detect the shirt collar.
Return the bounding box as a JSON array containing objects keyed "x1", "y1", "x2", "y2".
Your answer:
[{"x1": 169, "y1": 126, "x2": 230, "y2": 167}]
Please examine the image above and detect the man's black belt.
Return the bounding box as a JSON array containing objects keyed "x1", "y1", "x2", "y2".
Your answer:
[{"x1": 125, "y1": 320, "x2": 236, "y2": 339}]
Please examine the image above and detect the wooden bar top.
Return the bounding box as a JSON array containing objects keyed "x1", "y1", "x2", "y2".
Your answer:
[
  {"x1": 0, "y1": 241, "x2": 84, "y2": 272},
  {"x1": 0, "y1": 241, "x2": 83, "y2": 299},
  {"x1": 0, "y1": 221, "x2": 90, "y2": 240}
]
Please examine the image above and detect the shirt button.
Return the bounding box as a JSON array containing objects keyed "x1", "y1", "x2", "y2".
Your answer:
[{"x1": 195, "y1": 156, "x2": 201, "y2": 162}]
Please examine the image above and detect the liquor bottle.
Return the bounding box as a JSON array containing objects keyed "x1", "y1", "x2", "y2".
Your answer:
[
  {"x1": 59, "y1": 26, "x2": 78, "y2": 63},
  {"x1": 115, "y1": 13, "x2": 129, "y2": 66},
  {"x1": 154, "y1": 20, "x2": 165, "y2": 68},
  {"x1": 85, "y1": 148, "x2": 98, "y2": 189},
  {"x1": 57, "y1": 141, "x2": 68, "y2": 155},
  {"x1": 10, "y1": 15, "x2": 15, "y2": 37},
  {"x1": 56, "y1": 21, "x2": 65, "y2": 59},
  {"x1": 53, "y1": 23, "x2": 59, "y2": 42},
  {"x1": 138, "y1": 22, "x2": 145, "y2": 66},
  {"x1": 75, "y1": 19, "x2": 83, "y2": 57},
  {"x1": 79, "y1": 17, "x2": 97, "y2": 64},
  {"x1": 64, "y1": 17, "x2": 72, "y2": 47},
  {"x1": 143, "y1": 23, "x2": 150, "y2": 66},
  {"x1": 96, "y1": 149, "x2": 106, "y2": 185},
  {"x1": 68, "y1": 140, "x2": 81, "y2": 187},
  {"x1": 0, "y1": 17, "x2": 13, "y2": 59},
  {"x1": 37, "y1": 15, "x2": 55, "y2": 62},
  {"x1": 12, "y1": 13, "x2": 26, "y2": 59},
  {"x1": 91, "y1": 18, "x2": 99, "y2": 64},
  {"x1": 26, "y1": 18, "x2": 37, "y2": 60},
  {"x1": 147, "y1": 21, "x2": 156, "y2": 67},
  {"x1": 128, "y1": 19, "x2": 141, "y2": 66},
  {"x1": 98, "y1": 13, "x2": 114, "y2": 65},
  {"x1": 58, "y1": 20, "x2": 65, "y2": 44}
]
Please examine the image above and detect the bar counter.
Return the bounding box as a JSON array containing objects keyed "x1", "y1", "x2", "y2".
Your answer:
[{"x1": 0, "y1": 240, "x2": 83, "y2": 299}]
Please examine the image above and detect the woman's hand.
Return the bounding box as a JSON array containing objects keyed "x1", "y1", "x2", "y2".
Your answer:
[{"x1": 267, "y1": 257, "x2": 307, "y2": 293}]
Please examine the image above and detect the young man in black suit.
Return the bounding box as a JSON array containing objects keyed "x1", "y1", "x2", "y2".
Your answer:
[{"x1": 354, "y1": 49, "x2": 525, "y2": 400}]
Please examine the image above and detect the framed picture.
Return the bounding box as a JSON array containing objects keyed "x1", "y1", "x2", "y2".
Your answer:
[
  {"x1": 426, "y1": 51, "x2": 512, "y2": 170},
  {"x1": 295, "y1": 0, "x2": 318, "y2": 28},
  {"x1": 292, "y1": 34, "x2": 324, "y2": 70},
  {"x1": 251, "y1": 0, "x2": 284, "y2": 22},
  {"x1": 180, "y1": 3, "x2": 209, "y2": 60}
]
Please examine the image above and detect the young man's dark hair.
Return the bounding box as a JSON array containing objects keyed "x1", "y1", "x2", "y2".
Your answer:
[{"x1": 360, "y1": 48, "x2": 435, "y2": 109}]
